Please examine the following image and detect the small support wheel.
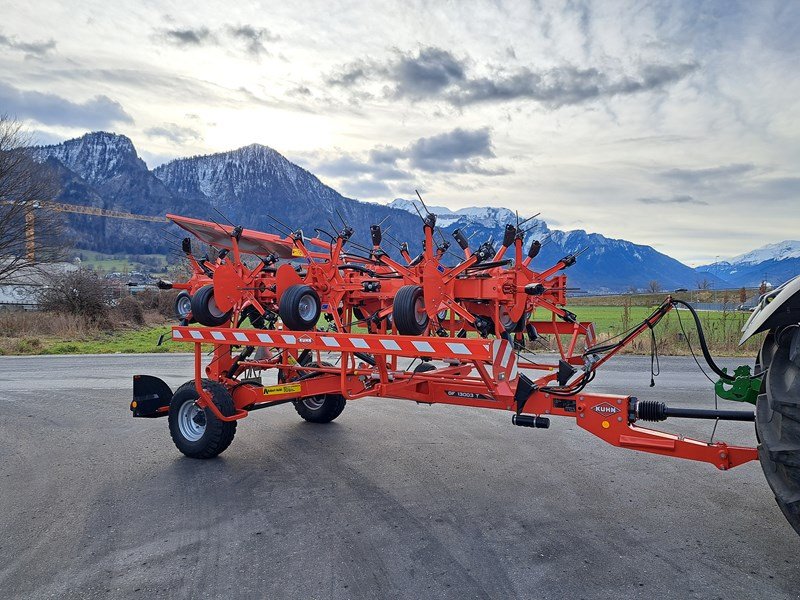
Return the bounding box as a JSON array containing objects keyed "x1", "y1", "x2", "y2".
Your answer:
[
  {"x1": 292, "y1": 362, "x2": 346, "y2": 423},
  {"x1": 190, "y1": 285, "x2": 231, "y2": 327},
  {"x1": 174, "y1": 291, "x2": 193, "y2": 323},
  {"x1": 279, "y1": 284, "x2": 321, "y2": 331},
  {"x1": 168, "y1": 379, "x2": 237, "y2": 459},
  {"x1": 392, "y1": 285, "x2": 429, "y2": 335}
]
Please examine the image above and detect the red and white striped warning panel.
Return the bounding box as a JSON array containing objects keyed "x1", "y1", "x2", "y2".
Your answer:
[
  {"x1": 171, "y1": 326, "x2": 493, "y2": 360},
  {"x1": 490, "y1": 339, "x2": 518, "y2": 381}
]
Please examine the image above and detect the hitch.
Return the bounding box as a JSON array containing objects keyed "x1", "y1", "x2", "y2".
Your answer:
[{"x1": 714, "y1": 365, "x2": 762, "y2": 405}]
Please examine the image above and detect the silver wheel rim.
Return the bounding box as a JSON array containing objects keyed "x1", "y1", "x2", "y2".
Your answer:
[
  {"x1": 302, "y1": 396, "x2": 325, "y2": 410},
  {"x1": 177, "y1": 400, "x2": 205, "y2": 442},
  {"x1": 208, "y1": 294, "x2": 225, "y2": 318},
  {"x1": 414, "y1": 296, "x2": 427, "y2": 325},
  {"x1": 500, "y1": 307, "x2": 514, "y2": 331},
  {"x1": 177, "y1": 295, "x2": 192, "y2": 319},
  {"x1": 298, "y1": 294, "x2": 318, "y2": 321}
]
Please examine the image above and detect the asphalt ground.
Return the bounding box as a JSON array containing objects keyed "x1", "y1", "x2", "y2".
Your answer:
[{"x1": 0, "y1": 353, "x2": 798, "y2": 599}]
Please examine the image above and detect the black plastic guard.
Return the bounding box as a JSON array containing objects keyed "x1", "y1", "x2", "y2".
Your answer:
[{"x1": 132, "y1": 375, "x2": 173, "y2": 418}]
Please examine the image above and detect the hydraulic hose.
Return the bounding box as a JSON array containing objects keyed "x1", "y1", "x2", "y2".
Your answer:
[{"x1": 671, "y1": 299, "x2": 735, "y2": 381}]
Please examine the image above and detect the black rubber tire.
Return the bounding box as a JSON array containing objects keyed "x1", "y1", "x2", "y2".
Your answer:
[
  {"x1": 292, "y1": 362, "x2": 346, "y2": 423},
  {"x1": 756, "y1": 327, "x2": 800, "y2": 535},
  {"x1": 392, "y1": 285, "x2": 429, "y2": 335},
  {"x1": 174, "y1": 291, "x2": 193, "y2": 323},
  {"x1": 414, "y1": 362, "x2": 436, "y2": 373},
  {"x1": 190, "y1": 284, "x2": 231, "y2": 327},
  {"x1": 168, "y1": 379, "x2": 237, "y2": 459},
  {"x1": 279, "y1": 284, "x2": 321, "y2": 331}
]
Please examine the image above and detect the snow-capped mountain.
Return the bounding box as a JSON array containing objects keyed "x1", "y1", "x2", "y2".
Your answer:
[
  {"x1": 697, "y1": 241, "x2": 800, "y2": 288},
  {"x1": 389, "y1": 197, "x2": 720, "y2": 293}
]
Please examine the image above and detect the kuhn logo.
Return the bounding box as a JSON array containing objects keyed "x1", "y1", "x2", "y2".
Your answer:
[
  {"x1": 592, "y1": 402, "x2": 620, "y2": 416},
  {"x1": 298, "y1": 335, "x2": 313, "y2": 344}
]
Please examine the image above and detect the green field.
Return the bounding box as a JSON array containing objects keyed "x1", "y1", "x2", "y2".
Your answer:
[{"x1": 73, "y1": 250, "x2": 170, "y2": 276}]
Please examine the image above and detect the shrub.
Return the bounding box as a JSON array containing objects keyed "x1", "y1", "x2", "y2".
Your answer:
[
  {"x1": 38, "y1": 269, "x2": 109, "y2": 321},
  {"x1": 115, "y1": 295, "x2": 145, "y2": 325}
]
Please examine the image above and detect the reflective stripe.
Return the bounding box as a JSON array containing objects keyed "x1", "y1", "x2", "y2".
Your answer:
[
  {"x1": 446, "y1": 342, "x2": 471, "y2": 355},
  {"x1": 257, "y1": 333, "x2": 273, "y2": 343},
  {"x1": 282, "y1": 334, "x2": 296, "y2": 344},
  {"x1": 233, "y1": 332, "x2": 249, "y2": 342},
  {"x1": 172, "y1": 330, "x2": 183, "y2": 339},
  {"x1": 412, "y1": 340, "x2": 434, "y2": 353},
  {"x1": 190, "y1": 329, "x2": 204, "y2": 339},
  {"x1": 351, "y1": 338, "x2": 369, "y2": 349},
  {"x1": 211, "y1": 331, "x2": 226, "y2": 341},
  {"x1": 320, "y1": 336, "x2": 340, "y2": 348},
  {"x1": 380, "y1": 339, "x2": 401, "y2": 351}
]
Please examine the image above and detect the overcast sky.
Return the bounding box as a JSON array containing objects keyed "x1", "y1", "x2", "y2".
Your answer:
[{"x1": 2, "y1": 0, "x2": 798, "y2": 265}]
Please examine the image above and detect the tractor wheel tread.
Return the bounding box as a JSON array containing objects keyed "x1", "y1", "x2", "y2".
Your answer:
[{"x1": 756, "y1": 329, "x2": 800, "y2": 535}]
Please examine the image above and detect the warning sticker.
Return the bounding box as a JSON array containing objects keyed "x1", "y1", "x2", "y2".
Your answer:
[
  {"x1": 263, "y1": 383, "x2": 302, "y2": 396},
  {"x1": 291, "y1": 247, "x2": 304, "y2": 257}
]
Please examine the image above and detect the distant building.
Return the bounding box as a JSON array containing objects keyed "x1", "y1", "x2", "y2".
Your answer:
[{"x1": 0, "y1": 262, "x2": 78, "y2": 310}]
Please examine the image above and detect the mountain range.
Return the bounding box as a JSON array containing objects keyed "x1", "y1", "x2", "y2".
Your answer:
[{"x1": 28, "y1": 132, "x2": 795, "y2": 293}]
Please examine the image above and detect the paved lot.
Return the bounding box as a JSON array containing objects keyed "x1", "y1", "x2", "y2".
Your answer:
[{"x1": 0, "y1": 353, "x2": 798, "y2": 599}]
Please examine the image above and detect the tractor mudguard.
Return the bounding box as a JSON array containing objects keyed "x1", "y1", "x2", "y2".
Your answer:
[
  {"x1": 131, "y1": 375, "x2": 173, "y2": 418},
  {"x1": 740, "y1": 274, "x2": 800, "y2": 345}
]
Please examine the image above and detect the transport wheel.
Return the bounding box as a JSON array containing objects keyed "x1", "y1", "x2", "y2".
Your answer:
[
  {"x1": 190, "y1": 285, "x2": 231, "y2": 327},
  {"x1": 293, "y1": 362, "x2": 346, "y2": 423},
  {"x1": 414, "y1": 362, "x2": 436, "y2": 374},
  {"x1": 168, "y1": 379, "x2": 237, "y2": 459},
  {"x1": 174, "y1": 291, "x2": 193, "y2": 323},
  {"x1": 756, "y1": 327, "x2": 800, "y2": 534},
  {"x1": 393, "y1": 285, "x2": 429, "y2": 335},
  {"x1": 279, "y1": 284, "x2": 321, "y2": 331}
]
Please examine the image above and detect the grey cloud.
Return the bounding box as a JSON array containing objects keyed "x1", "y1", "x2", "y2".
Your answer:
[
  {"x1": 659, "y1": 163, "x2": 756, "y2": 184},
  {"x1": 226, "y1": 25, "x2": 279, "y2": 57},
  {"x1": 448, "y1": 63, "x2": 698, "y2": 107},
  {"x1": 0, "y1": 81, "x2": 133, "y2": 128},
  {"x1": 338, "y1": 178, "x2": 393, "y2": 199},
  {"x1": 407, "y1": 127, "x2": 504, "y2": 174},
  {"x1": 391, "y1": 47, "x2": 466, "y2": 97},
  {"x1": 145, "y1": 123, "x2": 202, "y2": 144},
  {"x1": 313, "y1": 127, "x2": 508, "y2": 197},
  {"x1": 369, "y1": 145, "x2": 405, "y2": 165},
  {"x1": 637, "y1": 195, "x2": 708, "y2": 206},
  {"x1": 325, "y1": 45, "x2": 697, "y2": 108},
  {"x1": 0, "y1": 32, "x2": 56, "y2": 58},
  {"x1": 160, "y1": 27, "x2": 215, "y2": 46},
  {"x1": 155, "y1": 23, "x2": 279, "y2": 58},
  {"x1": 327, "y1": 63, "x2": 370, "y2": 87}
]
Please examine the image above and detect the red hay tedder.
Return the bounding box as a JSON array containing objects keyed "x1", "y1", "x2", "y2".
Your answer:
[{"x1": 132, "y1": 204, "x2": 800, "y2": 535}]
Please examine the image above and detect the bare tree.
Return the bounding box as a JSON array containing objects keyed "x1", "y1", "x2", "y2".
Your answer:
[
  {"x1": 0, "y1": 115, "x2": 64, "y2": 282},
  {"x1": 697, "y1": 278, "x2": 711, "y2": 291},
  {"x1": 648, "y1": 280, "x2": 661, "y2": 293}
]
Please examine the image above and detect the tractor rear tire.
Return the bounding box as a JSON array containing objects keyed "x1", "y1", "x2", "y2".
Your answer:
[
  {"x1": 279, "y1": 284, "x2": 321, "y2": 331},
  {"x1": 393, "y1": 285, "x2": 429, "y2": 335},
  {"x1": 190, "y1": 285, "x2": 231, "y2": 327},
  {"x1": 756, "y1": 327, "x2": 800, "y2": 534},
  {"x1": 168, "y1": 379, "x2": 237, "y2": 459}
]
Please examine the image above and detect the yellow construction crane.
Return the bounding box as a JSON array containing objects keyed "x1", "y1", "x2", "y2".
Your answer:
[{"x1": 1, "y1": 200, "x2": 165, "y2": 260}]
